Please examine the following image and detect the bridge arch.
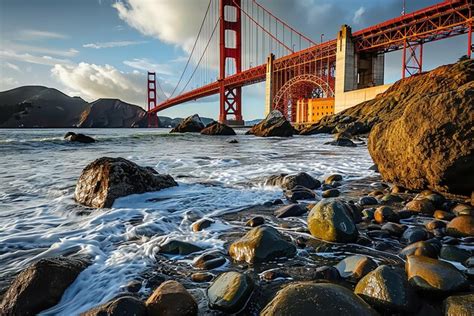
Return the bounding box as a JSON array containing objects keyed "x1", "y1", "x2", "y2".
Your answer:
[{"x1": 273, "y1": 74, "x2": 334, "y2": 121}]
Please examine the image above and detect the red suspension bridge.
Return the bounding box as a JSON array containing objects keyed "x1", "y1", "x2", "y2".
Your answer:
[{"x1": 147, "y1": 0, "x2": 473, "y2": 127}]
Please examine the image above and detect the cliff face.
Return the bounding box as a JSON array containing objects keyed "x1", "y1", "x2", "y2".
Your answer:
[{"x1": 78, "y1": 99, "x2": 147, "y2": 128}]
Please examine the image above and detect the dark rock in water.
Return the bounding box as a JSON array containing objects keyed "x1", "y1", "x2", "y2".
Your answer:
[
  {"x1": 265, "y1": 172, "x2": 320, "y2": 190},
  {"x1": 246, "y1": 216, "x2": 264, "y2": 227},
  {"x1": 191, "y1": 272, "x2": 213, "y2": 283},
  {"x1": 314, "y1": 266, "x2": 341, "y2": 281},
  {"x1": 381, "y1": 222, "x2": 405, "y2": 237},
  {"x1": 228, "y1": 226, "x2": 296, "y2": 264},
  {"x1": 446, "y1": 216, "x2": 474, "y2": 237},
  {"x1": 170, "y1": 114, "x2": 205, "y2": 133},
  {"x1": 191, "y1": 218, "x2": 214, "y2": 232},
  {"x1": 368, "y1": 60, "x2": 474, "y2": 195},
  {"x1": 443, "y1": 293, "x2": 474, "y2": 316},
  {"x1": 284, "y1": 185, "x2": 316, "y2": 201},
  {"x1": 355, "y1": 265, "x2": 418, "y2": 313},
  {"x1": 246, "y1": 110, "x2": 294, "y2": 137},
  {"x1": 405, "y1": 199, "x2": 436, "y2": 215},
  {"x1": 159, "y1": 240, "x2": 203, "y2": 255},
  {"x1": 374, "y1": 206, "x2": 399, "y2": 224},
  {"x1": 274, "y1": 204, "x2": 306, "y2": 218},
  {"x1": 434, "y1": 210, "x2": 455, "y2": 221},
  {"x1": 145, "y1": 280, "x2": 197, "y2": 316},
  {"x1": 64, "y1": 132, "x2": 95, "y2": 143},
  {"x1": 193, "y1": 252, "x2": 226, "y2": 270},
  {"x1": 260, "y1": 269, "x2": 290, "y2": 281},
  {"x1": 322, "y1": 189, "x2": 340, "y2": 198},
  {"x1": 228, "y1": 139, "x2": 239, "y2": 144},
  {"x1": 324, "y1": 138, "x2": 357, "y2": 147},
  {"x1": 401, "y1": 227, "x2": 430, "y2": 244},
  {"x1": 324, "y1": 174, "x2": 342, "y2": 184},
  {"x1": 426, "y1": 220, "x2": 447, "y2": 231},
  {"x1": 367, "y1": 230, "x2": 391, "y2": 239},
  {"x1": 380, "y1": 194, "x2": 404, "y2": 204},
  {"x1": 200, "y1": 121, "x2": 236, "y2": 136},
  {"x1": 0, "y1": 257, "x2": 89, "y2": 316},
  {"x1": 74, "y1": 157, "x2": 177, "y2": 208},
  {"x1": 334, "y1": 255, "x2": 377, "y2": 281},
  {"x1": 81, "y1": 296, "x2": 146, "y2": 316},
  {"x1": 422, "y1": 192, "x2": 446, "y2": 208},
  {"x1": 405, "y1": 255, "x2": 468, "y2": 293},
  {"x1": 439, "y1": 245, "x2": 472, "y2": 263},
  {"x1": 362, "y1": 208, "x2": 375, "y2": 220},
  {"x1": 307, "y1": 200, "x2": 358, "y2": 243},
  {"x1": 399, "y1": 241, "x2": 440, "y2": 259},
  {"x1": 359, "y1": 196, "x2": 378, "y2": 206},
  {"x1": 260, "y1": 282, "x2": 378, "y2": 316},
  {"x1": 207, "y1": 272, "x2": 254, "y2": 313}
]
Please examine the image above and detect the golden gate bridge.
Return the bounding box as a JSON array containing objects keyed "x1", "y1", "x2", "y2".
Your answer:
[{"x1": 146, "y1": 0, "x2": 473, "y2": 127}]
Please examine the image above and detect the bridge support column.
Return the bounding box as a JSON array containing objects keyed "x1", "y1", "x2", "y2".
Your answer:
[
  {"x1": 147, "y1": 72, "x2": 159, "y2": 128},
  {"x1": 264, "y1": 53, "x2": 275, "y2": 117},
  {"x1": 219, "y1": 0, "x2": 244, "y2": 126}
]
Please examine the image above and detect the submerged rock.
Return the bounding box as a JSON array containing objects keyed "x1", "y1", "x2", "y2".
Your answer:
[
  {"x1": 0, "y1": 257, "x2": 88, "y2": 316},
  {"x1": 246, "y1": 110, "x2": 294, "y2": 137},
  {"x1": 261, "y1": 282, "x2": 378, "y2": 315},
  {"x1": 324, "y1": 138, "x2": 357, "y2": 147},
  {"x1": 200, "y1": 121, "x2": 236, "y2": 136},
  {"x1": 207, "y1": 272, "x2": 254, "y2": 313},
  {"x1": 170, "y1": 114, "x2": 205, "y2": 133},
  {"x1": 64, "y1": 132, "x2": 95, "y2": 143},
  {"x1": 228, "y1": 226, "x2": 296, "y2": 264},
  {"x1": 81, "y1": 296, "x2": 146, "y2": 316},
  {"x1": 307, "y1": 200, "x2": 358, "y2": 243},
  {"x1": 146, "y1": 280, "x2": 198, "y2": 316},
  {"x1": 74, "y1": 157, "x2": 177, "y2": 208},
  {"x1": 191, "y1": 218, "x2": 214, "y2": 232}
]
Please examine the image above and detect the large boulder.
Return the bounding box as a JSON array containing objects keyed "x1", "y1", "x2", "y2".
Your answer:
[
  {"x1": 260, "y1": 282, "x2": 378, "y2": 315},
  {"x1": 228, "y1": 226, "x2": 296, "y2": 264},
  {"x1": 0, "y1": 257, "x2": 88, "y2": 315},
  {"x1": 443, "y1": 293, "x2": 474, "y2": 316},
  {"x1": 246, "y1": 110, "x2": 294, "y2": 137},
  {"x1": 200, "y1": 121, "x2": 236, "y2": 135},
  {"x1": 446, "y1": 215, "x2": 474, "y2": 237},
  {"x1": 64, "y1": 132, "x2": 95, "y2": 143},
  {"x1": 170, "y1": 114, "x2": 205, "y2": 133},
  {"x1": 265, "y1": 172, "x2": 321, "y2": 190},
  {"x1": 81, "y1": 296, "x2": 147, "y2": 316},
  {"x1": 207, "y1": 272, "x2": 254, "y2": 313},
  {"x1": 74, "y1": 157, "x2": 177, "y2": 208},
  {"x1": 368, "y1": 60, "x2": 474, "y2": 195},
  {"x1": 307, "y1": 200, "x2": 358, "y2": 243},
  {"x1": 145, "y1": 280, "x2": 198, "y2": 316}
]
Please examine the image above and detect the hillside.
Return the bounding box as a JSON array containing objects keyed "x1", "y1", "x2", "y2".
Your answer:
[{"x1": 78, "y1": 99, "x2": 147, "y2": 128}]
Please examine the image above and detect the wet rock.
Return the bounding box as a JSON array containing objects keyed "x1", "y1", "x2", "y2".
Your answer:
[
  {"x1": 125, "y1": 280, "x2": 142, "y2": 293},
  {"x1": 367, "y1": 230, "x2": 391, "y2": 239},
  {"x1": 391, "y1": 185, "x2": 406, "y2": 194},
  {"x1": 381, "y1": 194, "x2": 404, "y2": 204},
  {"x1": 443, "y1": 293, "x2": 474, "y2": 316},
  {"x1": 374, "y1": 206, "x2": 399, "y2": 224},
  {"x1": 324, "y1": 174, "x2": 343, "y2": 184},
  {"x1": 191, "y1": 272, "x2": 213, "y2": 283},
  {"x1": 170, "y1": 114, "x2": 205, "y2": 133},
  {"x1": 362, "y1": 208, "x2": 375, "y2": 220},
  {"x1": 423, "y1": 193, "x2": 446, "y2": 208},
  {"x1": 307, "y1": 200, "x2": 358, "y2": 243},
  {"x1": 322, "y1": 189, "x2": 340, "y2": 198},
  {"x1": 425, "y1": 220, "x2": 446, "y2": 231},
  {"x1": 64, "y1": 132, "x2": 95, "y2": 143},
  {"x1": 443, "y1": 236, "x2": 460, "y2": 245},
  {"x1": 159, "y1": 240, "x2": 203, "y2": 255},
  {"x1": 399, "y1": 241, "x2": 440, "y2": 259},
  {"x1": 314, "y1": 266, "x2": 341, "y2": 281},
  {"x1": 265, "y1": 172, "x2": 320, "y2": 190},
  {"x1": 200, "y1": 121, "x2": 236, "y2": 135},
  {"x1": 324, "y1": 138, "x2": 357, "y2": 147},
  {"x1": 334, "y1": 255, "x2": 377, "y2": 280},
  {"x1": 355, "y1": 265, "x2": 418, "y2": 313},
  {"x1": 405, "y1": 255, "x2": 468, "y2": 293},
  {"x1": 193, "y1": 252, "x2": 226, "y2": 270},
  {"x1": 207, "y1": 272, "x2": 254, "y2": 313},
  {"x1": 381, "y1": 222, "x2": 405, "y2": 237},
  {"x1": 274, "y1": 204, "x2": 306, "y2": 218},
  {"x1": 405, "y1": 199, "x2": 436, "y2": 215},
  {"x1": 260, "y1": 282, "x2": 378, "y2": 316},
  {"x1": 402, "y1": 227, "x2": 430, "y2": 244},
  {"x1": 246, "y1": 216, "x2": 264, "y2": 227},
  {"x1": 465, "y1": 256, "x2": 474, "y2": 267},
  {"x1": 398, "y1": 209, "x2": 418, "y2": 219},
  {"x1": 81, "y1": 296, "x2": 146, "y2": 316},
  {"x1": 228, "y1": 139, "x2": 239, "y2": 144},
  {"x1": 439, "y1": 245, "x2": 472, "y2": 263},
  {"x1": 74, "y1": 157, "x2": 177, "y2": 208},
  {"x1": 246, "y1": 110, "x2": 294, "y2": 137},
  {"x1": 434, "y1": 210, "x2": 455, "y2": 221},
  {"x1": 0, "y1": 257, "x2": 88, "y2": 316},
  {"x1": 260, "y1": 269, "x2": 290, "y2": 281},
  {"x1": 146, "y1": 280, "x2": 198, "y2": 316},
  {"x1": 359, "y1": 196, "x2": 378, "y2": 206},
  {"x1": 452, "y1": 203, "x2": 474, "y2": 216},
  {"x1": 191, "y1": 218, "x2": 214, "y2": 232},
  {"x1": 228, "y1": 226, "x2": 296, "y2": 264},
  {"x1": 296, "y1": 236, "x2": 307, "y2": 248},
  {"x1": 446, "y1": 216, "x2": 474, "y2": 237},
  {"x1": 284, "y1": 185, "x2": 316, "y2": 201}
]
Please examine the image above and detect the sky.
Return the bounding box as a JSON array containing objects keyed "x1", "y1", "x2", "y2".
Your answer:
[{"x1": 0, "y1": 0, "x2": 470, "y2": 120}]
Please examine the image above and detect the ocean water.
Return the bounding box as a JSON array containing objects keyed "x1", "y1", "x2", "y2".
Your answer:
[{"x1": 0, "y1": 128, "x2": 375, "y2": 314}]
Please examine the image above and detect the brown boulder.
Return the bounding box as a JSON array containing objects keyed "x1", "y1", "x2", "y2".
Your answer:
[
  {"x1": 0, "y1": 257, "x2": 88, "y2": 315},
  {"x1": 170, "y1": 114, "x2": 205, "y2": 133},
  {"x1": 145, "y1": 280, "x2": 198, "y2": 316},
  {"x1": 446, "y1": 216, "x2": 474, "y2": 237},
  {"x1": 74, "y1": 157, "x2": 177, "y2": 208},
  {"x1": 246, "y1": 110, "x2": 294, "y2": 137},
  {"x1": 368, "y1": 60, "x2": 474, "y2": 195},
  {"x1": 200, "y1": 122, "x2": 236, "y2": 135},
  {"x1": 81, "y1": 296, "x2": 146, "y2": 316}
]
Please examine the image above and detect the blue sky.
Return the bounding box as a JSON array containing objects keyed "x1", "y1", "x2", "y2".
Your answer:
[{"x1": 0, "y1": 0, "x2": 469, "y2": 120}]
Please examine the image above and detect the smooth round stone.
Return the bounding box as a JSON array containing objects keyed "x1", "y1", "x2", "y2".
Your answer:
[
  {"x1": 334, "y1": 255, "x2": 377, "y2": 280},
  {"x1": 362, "y1": 208, "x2": 375, "y2": 220},
  {"x1": 355, "y1": 265, "x2": 418, "y2": 313},
  {"x1": 399, "y1": 241, "x2": 439, "y2": 259},
  {"x1": 246, "y1": 216, "x2": 264, "y2": 227},
  {"x1": 260, "y1": 283, "x2": 378, "y2": 316},
  {"x1": 146, "y1": 281, "x2": 197, "y2": 316},
  {"x1": 274, "y1": 204, "x2": 307, "y2": 218},
  {"x1": 405, "y1": 255, "x2": 468, "y2": 293},
  {"x1": 159, "y1": 240, "x2": 203, "y2": 255},
  {"x1": 425, "y1": 220, "x2": 446, "y2": 231},
  {"x1": 260, "y1": 269, "x2": 290, "y2": 281},
  {"x1": 314, "y1": 266, "x2": 341, "y2": 281},
  {"x1": 83, "y1": 296, "x2": 146, "y2": 316},
  {"x1": 423, "y1": 193, "x2": 446, "y2": 208},
  {"x1": 443, "y1": 293, "x2": 474, "y2": 316},
  {"x1": 405, "y1": 199, "x2": 436, "y2": 215},
  {"x1": 296, "y1": 236, "x2": 307, "y2": 248},
  {"x1": 401, "y1": 227, "x2": 430, "y2": 244},
  {"x1": 374, "y1": 206, "x2": 399, "y2": 224},
  {"x1": 434, "y1": 210, "x2": 455, "y2": 221},
  {"x1": 374, "y1": 241, "x2": 390, "y2": 251},
  {"x1": 191, "y1": 272, "x2": 213, "y2": 283},
  {"x1": 191, "y1": 218, "x2": 214, "y2": 232},
  {"x1": 439, "y1": 245, "x2": 472, "y2": 263},
  {"x1": 446, "y1": 216, "x2": 474, "y2": 237},
  {"x1": 193, "y1": 253, "x2": 226, "y2": 270},
  {"x1": 367, "y1": 224, "x2": 382, "y2": 231},
  {"x1": 381, "y1": 222, "x2": 405, "y2": 237},
  {"x1": 452, "y1": 204, "x2": 474, "y2": 217},
  {"x1": 322, "y1": 189, "x2": 340, "y2": 198},
  {"x1": 359, "y1": 196, "x2": 378, "y2": 206},
  {"x1": 273, "y1": 199, "x2": 284, "y2": 205},
  {"x1": 321, "y1": 184, "x2": 333, "y2": 191},
  {"x1": 367, "y1": 230, "x2": 391, "y2": 239},
  {"x1": 398, "y1": 210, "x2": 418, "y2": 219},
  {"x1": 207, "y1": 272, "x2": 254, "y2": 313},
  {"x1": 324, "y1": 174, "x2": 343, "y2": 184},
  {"x1": 381, "y1": 194, "x2": 404, "y2": 204},
  {"x1": 262, "y1": 201, "x2": 273, "y2": 207}
]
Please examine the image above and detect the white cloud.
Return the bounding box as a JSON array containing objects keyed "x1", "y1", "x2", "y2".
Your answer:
[
  {"x1": 4, "y1": 62, "x2": 20, "y2": 71},
  {"x1": 353, "y1": 7, "x2": 366, "y2": 24},
  {"x1": 0, "y1": 77, "x2": 19, "y2": 87},
  {"x1": 51, "y1": 62, "x2": 146, "y2": 106},
  {"x1": 19, "y1": 29, "x2": 68, "y2": 40},
  {"x1": 3, "y1": 40, "x2": 79, "y2": 57},
  {"x1": 123, "y1": 58, "x2": 172, "y2": 75},
  {"x1": 0, "y1": 50, "x2": 73, "y2": 66},
  {"x1": 83, "y1": 40, "x2": 147, "y2": 49}
]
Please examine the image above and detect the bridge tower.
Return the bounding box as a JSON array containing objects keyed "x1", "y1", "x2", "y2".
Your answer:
[
  {"x1": 219, "y1": 0, "x2": 244, "y2": 126},
  {"x1": 147, "y1": 72, "x2": 159, "y2": 128}
]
